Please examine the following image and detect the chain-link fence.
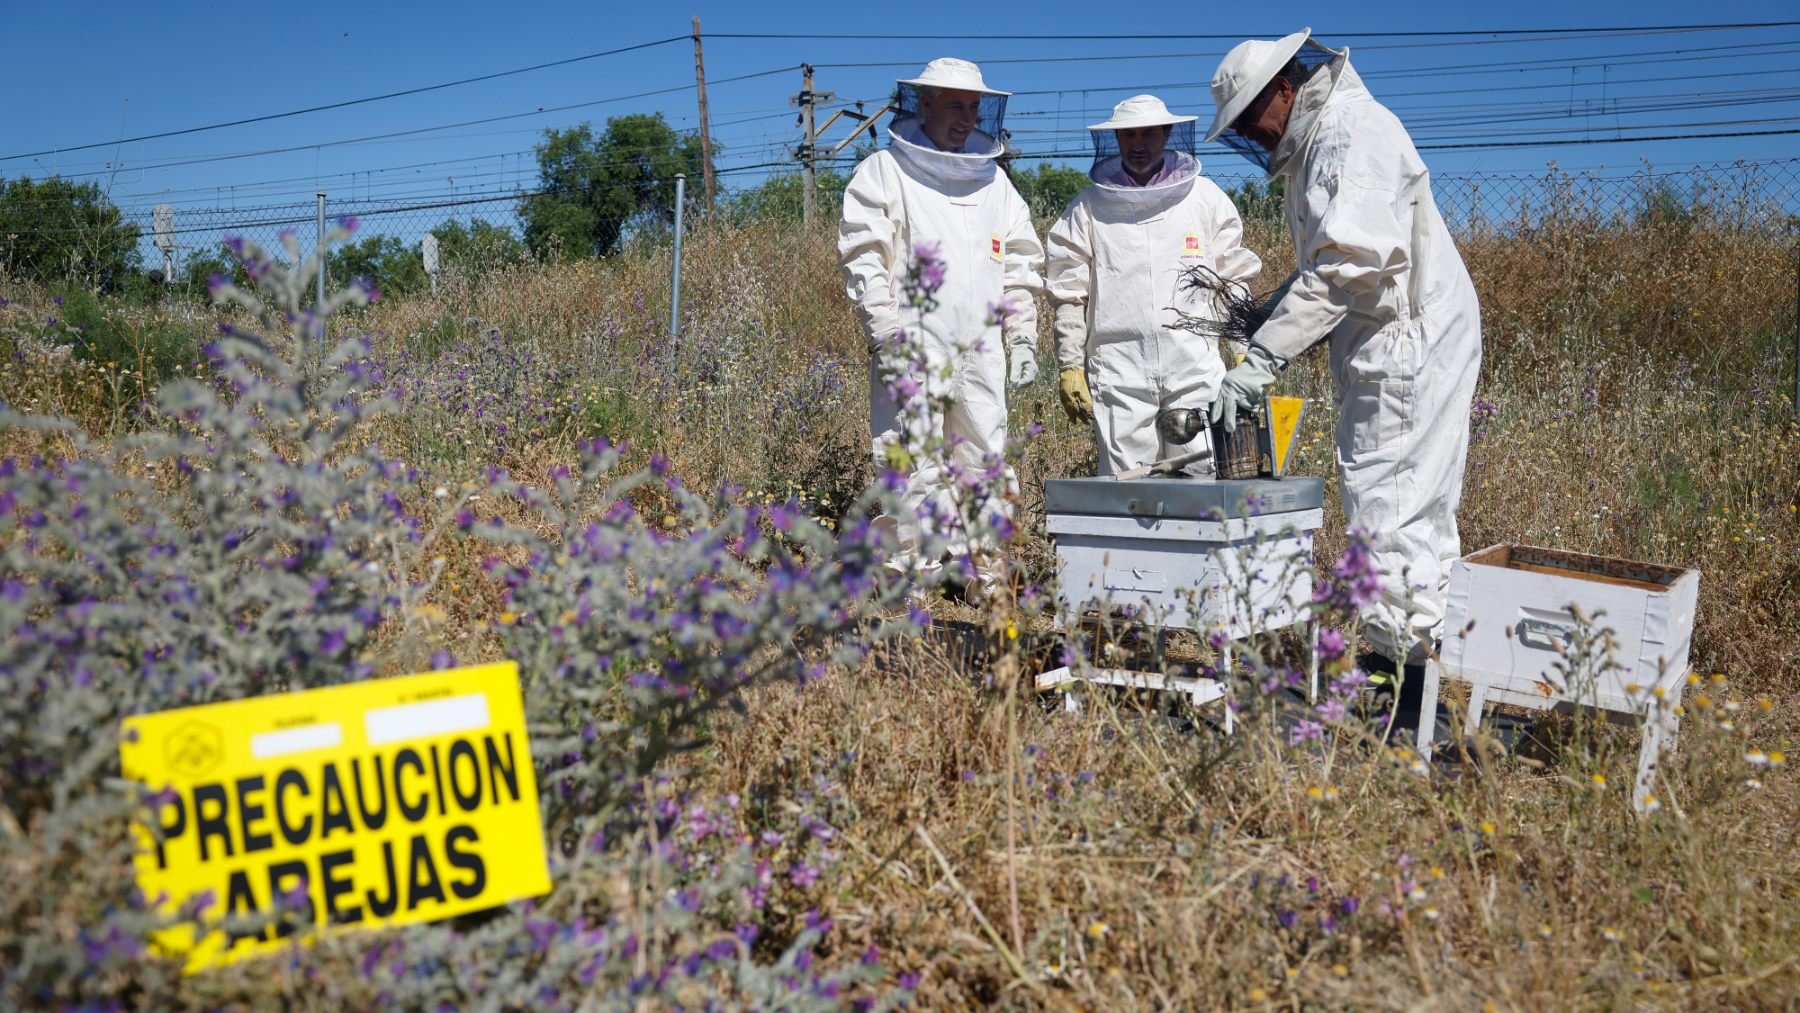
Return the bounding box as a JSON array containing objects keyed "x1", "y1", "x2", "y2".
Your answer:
[
  {"x1": 3, "y1": 158, "x2": 1797, "y2": 303},
  {"x1": 1206, "y1": 157, "x2": 1800, "y2": 240},
  {"x1": 165, "y1": 156, "x2": 1800, "y2": 260}
]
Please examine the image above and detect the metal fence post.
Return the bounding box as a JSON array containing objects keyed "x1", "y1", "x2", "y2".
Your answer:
[
  {"x1": 671, "y1": 173, "x2": 686, "y2": 342},
  {"x1": 315, "y1": 192, "x2": 327, "y2": 346}
]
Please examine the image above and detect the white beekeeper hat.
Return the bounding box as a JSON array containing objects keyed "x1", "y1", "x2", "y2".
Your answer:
[
  {"x1": 897, "y1": 57, "x2": 1010, "y2": 97},
  {"x1": 1204, "y1": 28, "x2": 1312, "y2": 142},
  {"x1": 1088, "y1": 95, "x2": 1197, "y2": 132}
]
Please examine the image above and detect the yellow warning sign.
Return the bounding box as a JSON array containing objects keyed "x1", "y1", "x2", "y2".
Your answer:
[
  {"x1": 1267, "y1": 395, "x2": 1306, "y2": 476},
  {"x1": 120, "y1": 662, "x2": 550, "y2": 971}
]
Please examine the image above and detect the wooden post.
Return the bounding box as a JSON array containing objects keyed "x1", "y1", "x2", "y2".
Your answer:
[
  {"x1": 692, "y1": 16, "x2": 714, "y2": 215},
  {"x1": 799, "y1": 64, "x2": 817, "y2": 228}
]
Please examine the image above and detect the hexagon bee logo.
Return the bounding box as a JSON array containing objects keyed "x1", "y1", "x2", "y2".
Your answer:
[{"x1": 164, "y1": 720, "x2": 224, "y2": 778}]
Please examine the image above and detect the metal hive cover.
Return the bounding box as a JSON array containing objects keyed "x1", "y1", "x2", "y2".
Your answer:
[{"x1": 1044, "y1": 476, "x2": 1325, "y2": 520}]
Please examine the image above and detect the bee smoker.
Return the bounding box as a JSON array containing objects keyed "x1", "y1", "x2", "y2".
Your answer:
[{"x1": 1209, "y1": 401, "x2": 1274, "y2": 480}]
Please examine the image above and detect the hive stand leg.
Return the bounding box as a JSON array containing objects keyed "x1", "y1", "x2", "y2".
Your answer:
[
  {"x1": 1464, "y1": 685, "x2": 1488, "y2": 748},
  {"x1": 1416, "y1": 661, "x2": 1443, "y2": 759},
  {"x1": 1307, "y1": 623, "x2": 1321, "y2": 703},
  {"x1": 1633, "y1": 704, "x2": 1679, "y2": 812}
]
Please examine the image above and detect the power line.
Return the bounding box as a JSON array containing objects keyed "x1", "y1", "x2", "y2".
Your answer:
[
  {"x1": 0, "y1": 36, "x2": 689, "y2": 163},
  {"x1": 1418, "y1": 126, "x2": 1800, "y2": 151},
  {"x1": 25, "y1": 66, "x2": 797, "y2": 183},
  {"x1": 995, "y1": 39, "x2": 1800, "y2": 97},
  {"x1": 704, "y1": 20, "x2": 1800, "y2": 40},
  {"x1": 810, "y1": 30, "x2": 1800, "y2": 71},
  {"x1": 1000, "y1": 125, "x2": 1800, "y2": 160},
  {"x1": 1006, "y1": 66, "x2": 1800, "y2": 121}
]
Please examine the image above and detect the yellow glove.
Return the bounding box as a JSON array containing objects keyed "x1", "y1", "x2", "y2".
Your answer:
[{"x1": 1058, "y1": 368, "x2": 1094, "y2": 423}]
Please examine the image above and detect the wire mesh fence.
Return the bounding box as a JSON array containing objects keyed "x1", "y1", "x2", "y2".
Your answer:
[{"x1": 2, "y1": 157, "x2": 1797, "y2": 303}]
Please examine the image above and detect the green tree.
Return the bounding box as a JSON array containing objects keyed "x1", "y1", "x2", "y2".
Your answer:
[
  {"x1": 175, "y1": 250, "x2": 239, "y2": 301},
  {"x1": 726, "y1": 169, "x2": 849, "y2": 225},
  {"x1": 520, "y1": 116, "x2": 706, "y2": 260},
  {"x1": 328, "y1": 234, "x2": 425, "y2": 296},
  {"x1": 1009, "y1": 163, "x2": 1091, "y2": 224},
  {"x1": 1225, "y1": 177, "x2": 1286, "y2": 225},
  {"x1": 430, "y1": 217, "x2": 525, "y2": 273},
  {"x1": 0, "y1": 176, "x2": 142, "y2": 291}
]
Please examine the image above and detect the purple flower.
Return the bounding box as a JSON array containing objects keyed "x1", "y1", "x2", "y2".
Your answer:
[
  {"x1": 1317, "y1": 627, "x2": 1346, "y2": 660},
  {"x1": 1339, "y1": 896, "x2": 1360, "y2": 916},
  {"x1": 1287, "y1": 719, "x2": 1324, "y2": 746},
  {"x1": 1315, "y1": 527, "x2": 1384, "y2": 612},
  {"x1": 791, "y1": 863, "x2": 820, "y2": 887},
  {"x1": 899, "y1": 971, "x2": 922, "y2": 990},
  {"x1": 1277, "y1": 909, "x2": 1298, "y2": 929},
  {"x1": 912, "y1": 241, "x2": 946, "y2": 293},
  {"x1": 525, "y1": 917, "x2": 557, "y2": 951},
  {"x1": 986, "y1": 294, "x2": 1020, "y2": 326}
]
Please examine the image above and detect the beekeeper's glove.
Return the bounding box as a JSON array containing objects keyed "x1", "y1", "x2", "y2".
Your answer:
[
  {"x1": 1210, "y1": 343, "x2": 1285, "y2": 432},
  {"x1": 1058, "y1": 368, "x2": 1094, "y2": 423},
  {"x1": 1009, "y1": 344, "x2": 1039, "y2": 389}
]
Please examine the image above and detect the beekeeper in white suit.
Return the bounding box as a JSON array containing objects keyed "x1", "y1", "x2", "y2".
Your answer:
[
  {"x1": 1046, "y1": 94, "x2": 1262, "y2": 476},
  {"x1": 1205, "y1": 30, "x2": 1483, "y2": 688},
  {"x1": 838, "y1": 57, "x2": 1044, "y2": 596}
]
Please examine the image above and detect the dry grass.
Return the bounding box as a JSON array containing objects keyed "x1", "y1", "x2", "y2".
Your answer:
[{"x1": 2, "y1": 185, "x2": 1797, "y2": 1007}]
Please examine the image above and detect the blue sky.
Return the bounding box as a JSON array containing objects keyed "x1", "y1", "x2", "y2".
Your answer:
[{"x1": 3, "y1": 1, "x2": 1796, "y2": 233}]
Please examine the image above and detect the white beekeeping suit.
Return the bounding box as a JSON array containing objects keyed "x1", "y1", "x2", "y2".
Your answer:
[
  {"x1": 838, "y1": 58, "x2": 1044, "y2": 590},
  {"x1": 1207, "y1": 30, "x2": 1483, "y2": 666},
  {"x1": 1046, "y1": 95, "x2": 1262, "y2": 476}
]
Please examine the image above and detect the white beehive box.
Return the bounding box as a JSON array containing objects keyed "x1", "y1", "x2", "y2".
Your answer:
[
  {"x1": 1418, "y1": 544, "x2": 1700, "y2": 810},
  {"x1": 1045, "y1": 477, "x2": 1324, "y2": 638},
  {"x1": 1437, "y1": 544, "x2": 1699, "y2": 711}
]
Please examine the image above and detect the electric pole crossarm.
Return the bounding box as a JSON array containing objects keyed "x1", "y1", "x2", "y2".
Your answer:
[{"x1": 830, "y1": 104, "x2": 891, "y2": 155}]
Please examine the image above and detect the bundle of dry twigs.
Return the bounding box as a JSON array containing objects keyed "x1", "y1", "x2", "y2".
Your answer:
[{"x1": 1169, "y1": 264, "x2": 1275, "y2": 347}]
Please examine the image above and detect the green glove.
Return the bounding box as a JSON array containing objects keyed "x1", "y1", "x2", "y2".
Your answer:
[
  {"x1": 1058, "y1": 368, "x2": 1094, "y2": 422},
  {"x1": 1210, "y1": 343, "x2": 1285, "y2": 432}
]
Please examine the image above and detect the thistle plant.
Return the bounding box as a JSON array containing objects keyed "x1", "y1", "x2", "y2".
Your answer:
[{"x1": 0, "y1": 225, "x2": 908, "y2": 1007}]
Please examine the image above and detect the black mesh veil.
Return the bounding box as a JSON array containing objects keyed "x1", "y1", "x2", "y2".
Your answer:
[
  {"x1": 1218, "y1": 40, "x2": 1337, "y2": 171},
  {"x1": 1090, "y1": 120, "x2": 1197, "y2": 162},
  {"x1": 891, "y1": 83, "x2": 1009, "y2": 150}
]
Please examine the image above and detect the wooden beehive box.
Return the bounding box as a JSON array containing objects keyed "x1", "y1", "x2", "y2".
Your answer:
[{"x1": 1439, "y1": 544, "x2": 1700, "y2": 712}]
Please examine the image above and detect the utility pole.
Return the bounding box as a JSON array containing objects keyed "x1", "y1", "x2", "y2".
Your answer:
[
  {"x1": 692, "y1": 16, "x2": 715, "y2": 215},
  {"x1": 796, "y1": 65, "x2": 817, "y2": 228},
  {"x1": 790, "y1": 65, "x2": 834, "y2": 229}
]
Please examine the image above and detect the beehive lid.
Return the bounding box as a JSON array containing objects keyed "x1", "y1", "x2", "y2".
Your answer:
[{"x1": 1044, "y1": 476, "x2": 1325, "y2": 520}]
